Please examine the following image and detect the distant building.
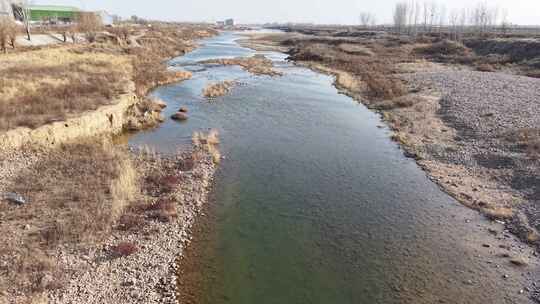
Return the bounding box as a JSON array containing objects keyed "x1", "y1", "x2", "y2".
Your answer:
[
  {"x1": 225, "y1": 18, "x2": 234, "y2": 26},
  {"x1": 216, "y1": 20, "x2": 225, "y2": 27},
  {"x1": 26, "y1": 5, "x2": 79, "y2": 23},
  {"x1": 96, "y1": 10, "x2": 113, "y2": 26}
]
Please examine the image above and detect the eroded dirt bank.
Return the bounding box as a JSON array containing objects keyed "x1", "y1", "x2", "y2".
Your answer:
[{"x1": 246, "y1": 28, "x2": 540, "y2": 300}]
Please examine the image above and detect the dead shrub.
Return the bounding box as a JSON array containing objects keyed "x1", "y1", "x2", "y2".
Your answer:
[
  {"x1": 0, "y1": 247, "x2": 63, "y2": 296},
  {"x1": 117, "y1": 212, "x2": 147, "y2": 231},
  {"x1": 147, "y1": 199, "x2": 178, "y2": 222},
  {"x1": 193, "y1": 129, "x2": 221, "y2": 164},
  {"x1": 363, "y1": 72, "x2": 407, "y2": 100},
  {"x1": 476, "y1": 64, "x2": 496, "y2": 72},
  {"x1": 77, "y1": 12, "x2": 102, "y2": 43},
  {"x1": 107, "y1": 26, "x2": 131, "y2": 43},
  {"x1": 110, "y1": 242, "x2": 139, "y2": 257},
  {"x1": 0, "y1": 17, "x2": 18, "y2": 53}
]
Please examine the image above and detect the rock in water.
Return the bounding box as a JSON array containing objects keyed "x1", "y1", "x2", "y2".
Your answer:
[
  {"x1": 153, "y1": 98, "x2": 167, "y2": 109},
  {"x1": 510, "y1": 257, "x2": 528, "y2": 267},
  {"x1": 2, "y1": 193, "x2": 27, "y2": 205},
  {"x1": 171, "y1": 112, "x2": 189, "y2": 121},
  {"x1": 179, "y1": 107, "x2": 188, "y2": 113}
]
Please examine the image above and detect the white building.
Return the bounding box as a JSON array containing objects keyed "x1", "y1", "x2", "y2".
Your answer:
[{"x1": 96, "y1": 10, "x2": 113, "y2": 26}]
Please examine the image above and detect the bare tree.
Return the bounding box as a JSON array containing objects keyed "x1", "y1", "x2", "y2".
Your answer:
[
  {"x1": 458, "y1": 7, "x2": 468, "y2": 39},
  {"x1": 11, "y1": 1, "x2": 31, "y2": 41},
  {"x1": 428, "y1": 1, "x2": 438, "y2": 33},
  {"x1": 448, "y1": 9, "x2": 459, "y2": 40},
  {"x1": 422, "y1": 1, "x2": 430, "y2": 32},
  {"x1": 393, "y1": 2, "x2": 409, "y2": 34},
  {"x1": 438, "y1": 4, "x2": 446, "y2": 37},
  {"x1": 500, "y1": 8, "x2": 510, "y2": 35},
  {"x1": 78, "y1": 12, "x2": 102, "y2": 43},
  {"x1": 407, "y1": 0, "x2": 415, "y2": 34},
  {"x1": 412, "y1": 1, "x2": 421, "y2": 36},
  {"x1": 359, "y1": 12, "x2": 376, "y2": 28}
]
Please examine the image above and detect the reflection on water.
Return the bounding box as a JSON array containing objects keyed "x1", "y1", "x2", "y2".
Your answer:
[{"x1": 129, "y1": 32, "x2": 532, "y2": 304}]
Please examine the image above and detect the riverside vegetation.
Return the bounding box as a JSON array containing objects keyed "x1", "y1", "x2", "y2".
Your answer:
[{"x1": 0, "y1": 22, "x2": 219, "y2": 303}]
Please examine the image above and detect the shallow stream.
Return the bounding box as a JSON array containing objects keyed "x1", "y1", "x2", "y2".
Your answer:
[{"x1": 128, "y1": 31, "x2": 532, "y2": 304}]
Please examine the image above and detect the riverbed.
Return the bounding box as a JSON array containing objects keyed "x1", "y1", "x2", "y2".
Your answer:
[{"x1": 128, "y1": 31, "x2": 537, "y2": 304}]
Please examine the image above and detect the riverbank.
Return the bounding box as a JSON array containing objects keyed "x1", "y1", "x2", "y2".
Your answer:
[
  {"x1": 244, "y1": 28, "x2": 540, "y2": 300},
  {"x1": 0, "y1": 24, "x2": 219, "y2": 303}
]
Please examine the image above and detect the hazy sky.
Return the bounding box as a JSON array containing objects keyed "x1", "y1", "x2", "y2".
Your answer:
[{"x1": 34, "y1": 0, "x2": 540, "y2": 25}]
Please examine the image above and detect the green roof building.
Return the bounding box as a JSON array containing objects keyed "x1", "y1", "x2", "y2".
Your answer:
[{"x1": 27, "y1": 5, "x2": 79, "y2": 22}]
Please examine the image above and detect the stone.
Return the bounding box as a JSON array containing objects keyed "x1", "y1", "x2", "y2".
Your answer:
[
  {"x1": 171, "y1": 112, "x2": 189, "y2": 121},
  {"x1": 510, "y1": 257, "x2": 528, "y2": 267},
  {"x1": 179, "y1": 107, "x2": 188, "y2": 113},
  {"x1": 2, "y1": 192, "x2": 27, "y2": 205}
]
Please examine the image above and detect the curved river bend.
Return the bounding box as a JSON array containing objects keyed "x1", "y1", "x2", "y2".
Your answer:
[{"x1": 129, "y1": 31, "x2": 533, "y2": 304}]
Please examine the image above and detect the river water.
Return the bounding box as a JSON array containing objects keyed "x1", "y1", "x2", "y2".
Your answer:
[{"x1": 129, "y1": 31, "x2": 532, "y2": 304}]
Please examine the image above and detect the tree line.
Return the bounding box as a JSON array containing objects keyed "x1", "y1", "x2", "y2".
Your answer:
[{"x1": 360, "y1": 1, "x2": 512, "y2": 40}]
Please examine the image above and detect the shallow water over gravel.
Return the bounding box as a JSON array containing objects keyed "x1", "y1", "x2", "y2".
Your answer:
[{"x1": 129, "y1": 32, "x2": 533, "y2": 304}]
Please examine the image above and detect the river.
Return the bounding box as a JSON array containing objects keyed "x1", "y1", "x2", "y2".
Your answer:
[{"x1": 128, "y1": 31, "x2": 533, "y2": 304}]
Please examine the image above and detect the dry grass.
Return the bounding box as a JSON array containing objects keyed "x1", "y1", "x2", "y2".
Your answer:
[
  {"x1": 0, "y1": 47, "x2": 131, "y2": 131},
  {"x1": 202, "y1": 81, "x2": 235, "y2": 98},
  {"x1": 0, "y1": 25, "x2": 214, "y2": 132},
  {"x1": 0, "y1": 142, "x2": 139, "y2": 299},
  {"x1": 193, "y1": 129, "x2": 221, "y2": 164},
  {"x1": 202, "y1": 55, "x2": 282, "y2": 76},
  {"x1": 286, "y1": 38, "x2": 409, "y2": 101}
]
